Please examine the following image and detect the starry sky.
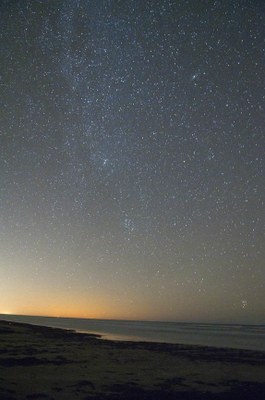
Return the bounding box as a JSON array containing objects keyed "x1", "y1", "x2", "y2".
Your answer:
[{"x1": 1, "y1": 0, "x2": 264, "y2": 324}]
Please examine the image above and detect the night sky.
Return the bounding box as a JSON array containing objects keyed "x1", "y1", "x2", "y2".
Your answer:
[{"x1": 1, "y1": 0, "x2": 264, "y2": 323}]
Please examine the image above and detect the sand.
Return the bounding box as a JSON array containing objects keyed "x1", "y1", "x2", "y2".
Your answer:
[{"x1": 0, "y1": 319, "x2": 264, "y2": 399}]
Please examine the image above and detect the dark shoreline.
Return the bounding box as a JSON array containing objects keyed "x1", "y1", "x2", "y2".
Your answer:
[
  {"x1": 2, "y1": 314, "x2": 264, "y2": 352},
  {"x1": 1, "y1": 319, "x2": 265, "y2": 399}
]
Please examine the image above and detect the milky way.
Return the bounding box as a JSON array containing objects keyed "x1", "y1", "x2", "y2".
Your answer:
[{"x1": 1, "y1": 0, "x2": 264, "y2": 322}]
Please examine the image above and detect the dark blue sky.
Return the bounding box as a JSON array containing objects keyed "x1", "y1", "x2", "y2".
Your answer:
[{"x1": 1, "y1": 0, "x2": 264, "y2": 323}]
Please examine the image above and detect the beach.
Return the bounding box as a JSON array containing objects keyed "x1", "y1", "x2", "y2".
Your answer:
[{"x1": 0, "y1": 320, "x2": 265, "y2": 400}]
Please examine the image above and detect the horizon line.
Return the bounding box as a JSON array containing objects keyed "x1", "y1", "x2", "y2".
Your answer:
[{"x1": 0, "y1": 313, "x2": 264, "y2": 326}]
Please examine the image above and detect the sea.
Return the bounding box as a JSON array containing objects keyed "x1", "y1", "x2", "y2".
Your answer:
[{"x1": 1, "y1": 314, "x2": 265, "y2": 352}]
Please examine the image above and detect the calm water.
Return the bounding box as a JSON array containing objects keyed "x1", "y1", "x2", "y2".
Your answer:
[{"x1": 1, "y1": 314, "x2": 265, "y2": 351}]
